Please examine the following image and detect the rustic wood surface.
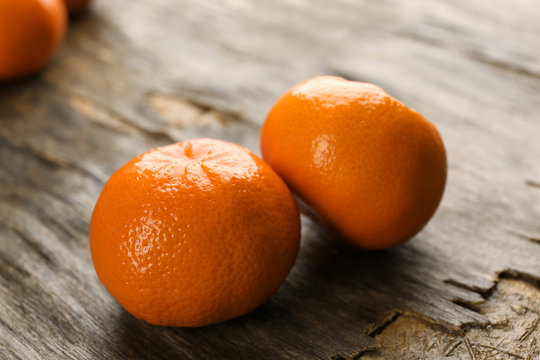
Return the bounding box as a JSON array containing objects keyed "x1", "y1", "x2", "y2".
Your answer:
[{"x1": 1, "y1": 0, "x2": 539, "y2": 359}]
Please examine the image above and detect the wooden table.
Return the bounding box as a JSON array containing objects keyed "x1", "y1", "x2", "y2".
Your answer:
[{"x1": 1, "y1": 1, "x2": 539, "y2": 359}]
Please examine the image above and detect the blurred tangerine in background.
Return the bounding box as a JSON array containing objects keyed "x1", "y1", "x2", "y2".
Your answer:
[{"x1": 0, "y1": 0, "x2": 67, "y2": 80}]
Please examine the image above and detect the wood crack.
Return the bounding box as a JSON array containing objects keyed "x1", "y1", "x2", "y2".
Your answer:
[
  {"x1": 368, "y1": 312, "x2": 400, "y2": 337},
  {"x1": 447, "y1": 270, "x2": 540, "y2": 304},
  {"x1": 444, "y1": 279, "x2": 491, "y2": 297},
  {"x1": 513, "y1": 231, "x2": 540, "y2": 245},
  {"x1": 451, "y1": 300, "x2": 481, "y2": 316},
  {"x1": 525, "y1": 179, "x2": 540, "y2": 189}
]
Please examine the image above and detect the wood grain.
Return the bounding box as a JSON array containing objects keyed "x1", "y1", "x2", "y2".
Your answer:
[{"x1": 0, "y1": 0, "x2": 539, "y2": 358}]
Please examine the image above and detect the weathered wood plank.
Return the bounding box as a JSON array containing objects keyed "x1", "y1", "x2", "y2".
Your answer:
[
  {"x1": 361, "y1": 276, "x2": 540, "y2": 359},
  {"x1": 0, "y1": 0, "x2": 539, "y2": 358}
]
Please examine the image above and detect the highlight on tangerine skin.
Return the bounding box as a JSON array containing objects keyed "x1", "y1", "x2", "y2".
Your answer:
[
  {"x1": 0, "y1": 0, "x2": 67, "y2": 81},
  {"x1": 89, "y1": 138, "x2": 301, "y2": 327},
  {"x1": 261, "y1": 76, "x2": 447, "y2": 250}
]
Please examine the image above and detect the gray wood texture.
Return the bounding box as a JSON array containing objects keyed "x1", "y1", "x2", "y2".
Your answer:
[{"x1": 0, "y1": 0, "x2": 539, "y2": 358}]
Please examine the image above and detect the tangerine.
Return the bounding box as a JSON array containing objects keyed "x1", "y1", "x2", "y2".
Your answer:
[
  {"x1": 261, "y1": 76, "x2": 447, "y2": 249},
  {"x1": 90, "y1": 138, "x2": 300, "y2": 327},
  {"x1": 0, "y1": 0, "x2": 66, "y2": 80}
]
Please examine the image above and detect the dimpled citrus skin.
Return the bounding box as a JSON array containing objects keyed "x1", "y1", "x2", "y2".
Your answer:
[
  {"x1": 0, "y1": 0, "x2": 66, "y2": 80},
  {"x1": 261, "y1": 76, "x2": 447, "y2": 250},
  {"x1": 90, "y1": 138, "x2": 300, "y2": 327},
  {"x1": 64, "y1": 0, "x2": 91, "y2": 14}
]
